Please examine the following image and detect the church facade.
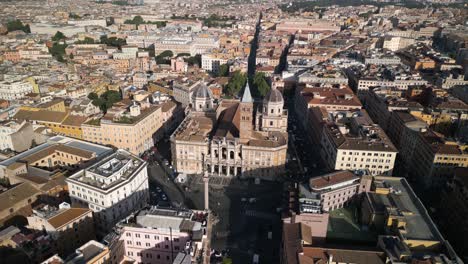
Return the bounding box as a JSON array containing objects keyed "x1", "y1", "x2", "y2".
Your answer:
[{"x1": 170, "y1": 82, "x2": 288, "y2": 180}]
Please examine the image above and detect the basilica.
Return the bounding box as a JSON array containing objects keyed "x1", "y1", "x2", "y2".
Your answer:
[{"x1": 170, "y1": 82, "x2": 288, "y2": 180}]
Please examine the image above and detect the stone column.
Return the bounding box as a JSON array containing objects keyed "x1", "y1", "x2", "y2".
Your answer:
[{"x1": 203, "y1": 171, "x2": 209, "y2": 211}]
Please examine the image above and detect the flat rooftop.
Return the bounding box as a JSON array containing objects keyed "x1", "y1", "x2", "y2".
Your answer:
[
  {"x1": 369, "y1": 177, "x2": 443, "y2": 241},
  {"x1": 68, "y1": 150, "x2": 145, "y2": 190},
  {"x1": 135, "y1": 207, "x2": 201, "y2": 233}
]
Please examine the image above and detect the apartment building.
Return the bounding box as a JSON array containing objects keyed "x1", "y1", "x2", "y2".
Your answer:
[
  {"x1": 297, "y1": 64, "x2": 348, "y2": 85},
  {"x1": 363, "y1": 87, "x2": 424, "y2": 130},
  {"x1": 410, "y1": 130, "x2": 467, "y2": 187},
  {"x1": 0, "y1": 120, "x2": 35, "y2": 152},
  {"x1": 346, "y1": 65, "x2": 428, "y2": 96},
  {"x1": 320, "y1": 111, "x2": 398, "y2": 176},
  {"x1": 0, "y1": 75, "x2": 35, "y2": 100},
  {"x1": 201, "y1": 54, "x2": 229, "y2": 74},
  {"x1": 438, "y1": 168, "x2": 468, "y2": 257},
  {"x1": 281, "y1": 176, "x2": 462, "y2": 264},
  {"x1": 363, "y1": 177, "x2": 461, "y2": 263},
  {"x1": 295, "y1": 84, "x2": 362, "y2": 127},
  {"x1": 298, "y1": 170, "x2": 372, "y2": 213},
  {"x1": 121, "y1": 207, "x2": 205, "y2": 264},
  {"x1": 13, "y1": 108, "x2": 87, "y2": 139},
  {"x1": 66, "y1": 149, "x2": 149, "y2": 235},
  {"x1": 82, "y1": 103, "x2": 163, "y2": 155},
  {"x1": 276, "y1": 19, "x2": 341, "y2": 33},
  {"x1": 386, "y1": 111, "x2": 428, "y2": 171},
  {"x1": 382, "y1": 37, "x2": 415, "y2": 52},
  {"x1": 27, "y1": 206, "x2": 95, "y2": 257}
]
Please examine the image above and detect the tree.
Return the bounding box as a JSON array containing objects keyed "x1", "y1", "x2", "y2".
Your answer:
[
  {"x1": 124, "y1": 15, "x2": 145, "y2": 26},
  {"x1": 176, "y1": 53, "x2": 191, "y2": 57},
  {"x1": 6, "y1": 19, "x2": 30, "y2": 33},
  {"x1": 225, "y1": 71, "x2": 247, "y2": 97},
  {"x1": 156, "y1": 50, "x2": 174, "y2": 64},
  {"x1": 89, "y1": 90, "x2": 122, "y2": 113},
  {"x1": 49, "y1": 43, "x2": 68, "y2": 62},
  {"x1": 184, "y1": 54, "x2": 201, "y2": 67},
  {"x1": 69, "y1": 12, "x2": 81, "y2": 19},
  {"x1": 217, "y1": 64, "x2": 229, "y2": 77},
  {"x1": 158, "y1": 50, "x2": 174, "y2": 58},
  {"x1": 253, "y1": 72, "x2": 270, "y2": 97},
  {"x1": 75, "y1": 37, "x2": 95, "y2": 44},
  {"x1": 52, "y1": 31, "x2": 66, "y2": 41},
  {"x1": 88, "y1": 92, "x2": 98, "y2": 100},
  {"x1": 100, "y1": 35, "x2": 126, "y2": 48}
]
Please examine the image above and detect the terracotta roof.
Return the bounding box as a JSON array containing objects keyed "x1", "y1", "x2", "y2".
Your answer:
[
  {"x1": 309, "y1": 171, "x2": 358, "y2": 190},
  {"x1": 435, "y1": 144, "x2": 463, "y2": 155},
  {"x1": 20, "y1": 144, "x2": 94, "y2": 164},
  {"x1": 0, "y1": 182, "x2": 40, "y2": 212},
  {"x1": 13, "y1": 109, "x2": 68, "y2": 124},
  {"x1": 283, "y1": 223, "x2": 304, "y2": 264},
  {"x1": 302, "y1": 87, "x2": 361, "y2": 108},
  {"x1": 6, "y1": 162, "x2": 26, "y2": 170},
  {"x1": 214, "y1": 102, "x2": 239, "y2": 138},
  {"x1": 61, "y1": 115, "x2": 88, "y2": 126},
  {"x1": 47, "y1": 208, "x2": 91, "y2": 229}
]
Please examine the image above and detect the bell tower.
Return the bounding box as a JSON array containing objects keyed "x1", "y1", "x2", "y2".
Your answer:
[{"x1": 239, "y1": 82, "x2": 253, "y2": 139}]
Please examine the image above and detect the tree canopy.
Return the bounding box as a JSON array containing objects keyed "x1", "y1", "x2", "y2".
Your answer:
[
  {"x1": 75, "y1": 37, "x2": 96, "y2": 44},
  {"x1": 124, "y1": 15, "x2": 144, "y2": 26},
  {"x1": 49, "y1": 43, "x2": 68, "y2": 62},
  {"x1": 225, "y1": 71, "x2": 247, "y2": 97},
  {"x1": 184, "y1": 54, "x2": 201, "y2": 67},
  {"x1": 156, "y1": 50, "x2": 174, "y2": 64},
  {"x1": 88, "y1": 90, "x2": 122, "y2": 113},
  {"x1": 124, "y1": 15, "x2": 167, "y2": 28},
  {"x1": 6, "y1": 19, "x2": 30, "y2": 33},
  {"x1": 253, "y1": 72, "x2": 270, "y2": 97},
  {"x1": 217, "y1": 64, "x2": 230, "y2": 77},
  {"x1": 100, "y1": 35, "x2": 127, "y2": 48},
  {"x1": 52, "y1": 31, "x2": 66, "y2": 41}
]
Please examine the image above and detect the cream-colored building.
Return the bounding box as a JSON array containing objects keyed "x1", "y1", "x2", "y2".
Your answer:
[
  {"x1": 82, "y1": 102, "x2": 163, "y2": 155},
  {"x1": 320, "y1": 111, "x2": 398, "y2": 176},
  {"x1": 171, "y1": 83, "x2": 288, "y2": 180}
]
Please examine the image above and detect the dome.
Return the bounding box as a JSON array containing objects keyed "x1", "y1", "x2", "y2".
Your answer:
[
  {"x1": 192, "y1": 83, "x2": 213, "y2": 100},
  {"x1": 263, "y1": 88, "x2": 283, "y2": 104}
]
